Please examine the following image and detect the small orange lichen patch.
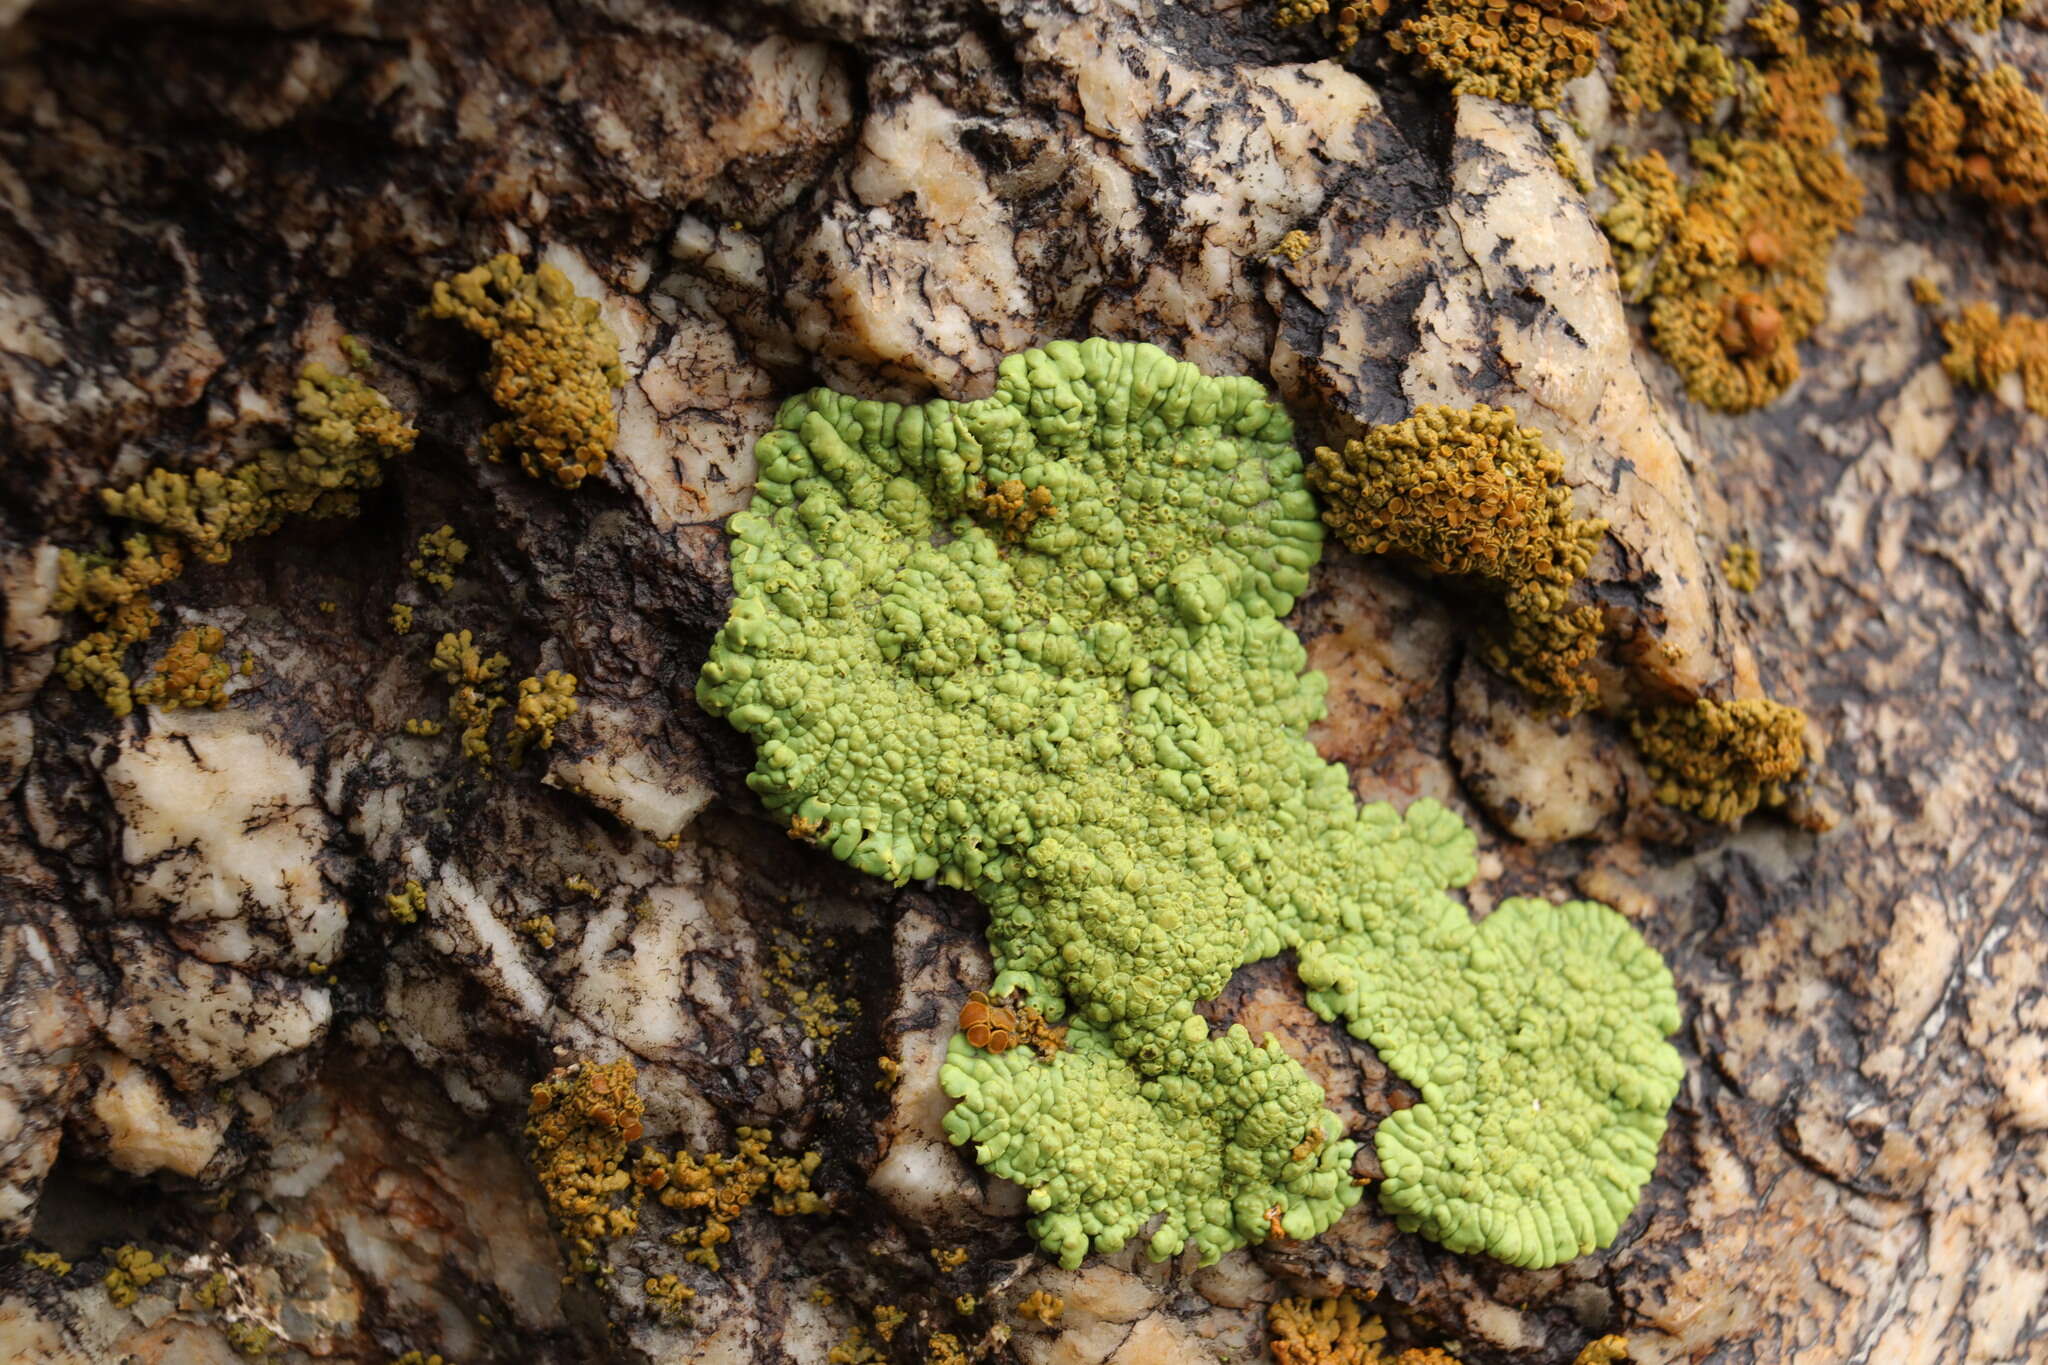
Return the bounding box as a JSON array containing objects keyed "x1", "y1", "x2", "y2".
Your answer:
[
  {"x1": 1310, "y1": 406, "x2": 1607, "y2": 713},
  {"x1": 426, "y1": 254, "x2": 627, "y2": 491},
  {"x1": 1940, "y1": 300, "x2": 2048, "y2": 413},
  {"x1": 971, "y1": 478, "x2": 1057, "y2": 542},
  {"x1": 1621, "y1": 1, "x2": 1867, "y2": 412},
  {"x1": 1015, "y1": 1290, "x2": 1066, "y2": 1326},
  {"x1": 828, "y1": 1327, "x2": 883, "y2": 1364},
  {"x1": 1905, "y1": 65, "x2": 2048, "y2": 208},
  {"x1": 1267, "y1": 1295, "x2": 1386, "y2": 1365},
  {"x1": 1632, "y1": 696, "x2": 1807, "y2": 823},
  {"x1": 1276, "y1": 0, "x2": 1620, "y2": 109},
  {"x1": 429, "y1": 629, "x2": 511, "y2": 769},
  {"x1": 1014, "y1": 1001, "x2": 1067, "y2": 1057},
  {"x1": 958, "y1": 990, "x2": 1018, "y2": 1053},
  {"x1": 526, "y1": 1058, "x2": 645, "y2": 1273},
  {"x1": 633, "y1": 1126, "x2": 824, "y2": 1272},
  {"x1": 135, "y1": 625, "x2": 231, "y2": 712}
]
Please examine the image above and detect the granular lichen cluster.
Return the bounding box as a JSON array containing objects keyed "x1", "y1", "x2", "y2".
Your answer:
[
  {"x1": 426, "y1": 254, "x2": 627, "y2": 491},
  {"x1": 1276, "y1": 0, "x2": 1621, "y2": 110},
  {"x1": 418, "y1": 630, "x2": 578, "y2": 770},
  {"x1": 701, "y1": 340, "x2": 1683, "y2": 1270},
  {"x1": 1267, "y1": 1296, "x2": 1458, "y2": 1365},
  {"x1": 409, "y1": 524, "x2": 470, "y2": 591},
  {"x1": 1622, "y1": 3, "x2": 1868, "y2": 412},
  {"x1": 526, "y1": 1058, "x2": 645, "y2": 1272},
  {"x1": 1904, "y1": 64, "x2": 2048, "y2": 208},
  {"x1": 53, "y1": 360, "x2": 415, "y2": 716},
  {"x1": 1310, "y1": 405, "x2": 1608, "y2": 713},
  {"x1": 632, "y1": 1125, "x2": 824, "y2": 1271},
  {"x1": 1721, "y1": 541, "x2": 1762, "y2": 592},
  {"x1": 1606, "y1": 0, "x2": 1733, "y2": 118},
  {"x1": 134, "y1": 624, "x2": 231, "y2": 711},
  {"x1": 1939, "y1": 300, "x2": 2048, "y2": 413},
  {"x1": 385, "y1": 880, "x2": 427, "y2": 925},
  {"x1": 507, "y1": 669, "x2": 580, "y2": 764},
  {"x1": 102, "y1": 1244, "x2": 168, "y2": 1307},
  {"x1": 1631, "y1": 696, "x2": 1807, "y2": 823}
]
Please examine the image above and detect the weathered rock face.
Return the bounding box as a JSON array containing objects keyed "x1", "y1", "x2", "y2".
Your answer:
[{"x1": 1, "y1": 1, "x2": 2045, "y2": 1362}]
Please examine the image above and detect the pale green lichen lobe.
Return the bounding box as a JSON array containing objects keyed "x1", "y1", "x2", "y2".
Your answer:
[{"x1": 699, "y1": 339, "x2": 1682, "y2": 1270}]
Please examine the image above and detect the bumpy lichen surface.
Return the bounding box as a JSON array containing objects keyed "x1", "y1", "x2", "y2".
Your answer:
[
  {"x1": 1940, "y1": 300, "x2": 2048, "y2": 414},
  {"x1": 1904, "y1": 64, "x2": 2048, "y2": 209},
  {"x1": 426, "y1": 253, "x2": 627, "y2": 491},
  {"x1": 1310, "y1": 406, "x2": 1607, "y2": 714},
  {"x1": 526, "y1": 1058, "x2": 645, "y2": 1271},
  {"x1": 1632, "y1": 696, "x2": 1807, "y2": 823},
  {"x1": 700, "y1": 340, "x2": 1683, "y2": 1269},
  {"x1": 54, "y1": 362, "x2": 414, "y2": 715},
  {"x1": 1276, "y1": 0, "x2": 1617, "y2": 110},
  {"x1": 135, "y1": 625, "x2": 231, "y2": 711}
]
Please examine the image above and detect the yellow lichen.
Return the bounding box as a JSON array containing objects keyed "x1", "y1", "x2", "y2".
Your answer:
[
  {"x1": 565, "y1": 873, "x2": 600, "y2": 898},
  {"x1": 193, "y1": 1272, "x2": 231, "y2": 1309},
  {"x1": 873, "y1": 1305, "x2": 907, "y2": 1343},
  {"x1": 875, "y1": 1056, "x2": 902, "y2": 1090},
  {"x1": 1573, "y1": 1337, "x2": 1632, "y2": 1365},
  {"x1": 1631, "y1": 696, "x2": 1807, "y2": 822},
  {"x1": 1015, "y1": 1290, "x2": 1066, "y2": 1326},
  {"x1": 1940, "y1": 300, "x2": 2048, "y2": 413},
  {"x1": 1721, "y1": 541, "x2": 1762, "y2": 592},
  {"x1": 1274, "y1": 229, "x2": 1316, "y2": 262},
  {"x1": 1601, "y1": 150, "x2": 1684, "y2": 298},
  {"x1": 1605, "y1": 0, "x2": 1734, "y2": 120},
  {"x1": 928, "y1": 1333, "x2": 969, "y2": 1365},
  {"x1": 1867, "y1": 0, "x2": 2026, "y2": 30},
  {"x1": 429, "y1": 629, "x2": 510, "y2": 768},
  {"x1": 56, "y1": 361, "x2": 414, "y2": 716},
  {"x1": 954, "y1": 1294, "x2": 978, "y2": 1315},
  {"x1": 425, "y1": 253, "x2": 627, "y2": 491},
  {"x1": 828, "y1": 1328, "x2": 884, "y2": 1364},
  {"x1": 506, "y1": 669, "x2": 579, "y2": 765},
  {"x1": 103, "y1": 1245, "x2": 168, "y2": 1308},
  {"x1": 390, "y1": 1354, "x2": 448, "y2": 1365},
  {"x1": 931, "y1": 1245, "x2": 968, "y2": 1273},
  {"x1": 1014, "y1": 1001, "x2": 1067, "y2": 1058},
  {"x1": 1389, "y1": 0, "x2": 1613, "y2": 111},
  {"x1": 764, "y1": 909, "x2": 861, "y2": 1044},
  {"x1": 518, "y1": 915, "x2": 559, "y2": 950},
  {"x1": 21, "y1": 1249, "x2": 71, "y2": 1276},
  {"x1": 1267, "y1": 1296, "x2": 1386, "y2": 1365},
  {"x1": 135, "y1": 625, "x2": 231, "y2": 712},
  {"x1": 1905, "y1": 65, "x2": 2048, "y2": 208},
  {"x1": 970, "y1": 478, "x2": 1057, "y2": 542},
  {"x1": 1310, "y1": 406, "x2": 1607, "y2": 713},
  {"x1": 632, "y1": 1126, "x2": 824, "y2": 1273},
  {"x1": 525, "y1": 1058, "x2": 645, "y2": 1272},
  {"x1": 1910, "y1": 276, "x2": 1946, "y2": 308},
  {"x1": 390, "y1": 603, "x2": 415, "y2": 635},
  {"x1": 404, "y1": 718, "x2": 445, "y2": 737},
  {"x1": 225, "y1": 1322, "x2": 275, "y2": 1357},
  {"x1": 410, "y1": 525, "x2": 469, "y2": 592},
  {"x1": 644, "y1": 1272, "x2": 696, "y2": 1322},
  {"x1": 1620, "y1": 2, "x2": 1868, "y2": 412}
]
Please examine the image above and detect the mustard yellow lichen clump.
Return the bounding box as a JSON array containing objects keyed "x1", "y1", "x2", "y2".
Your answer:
[
  {"x1": 506, "y1": 669, "x2": 579, "y2": 764},
  {"x1": 1868, "y1": 0, "x2": 2027, "y2": 29},
  {"x1": 53, "y1": 361, "x2": 414, "y2": 716},
  {"x1": 1311, "y1": 405, "x2": 1607, "y2": 713},
  {"x1": 526, "y1": 1058, "x2": 645, "y2": 1272},
  {"x1": 1632, "y1": 697, "x2": 1807, "y2": 822},
  {"x1": 1721, "y1": 542, "x2": 1761, "y2": 592},
  {"x1": 410, "y1": 525, "x2": 470, "y2": 591},
  {"x1": 428, "y1": 629, "x2": 510, "y2": 767},
  {"x1": 1905, "y1": 65, "x2": 2048, "y2": 208},
  {"x1": 135, "y1": 625, "x2": 231, "y2": 711},
  {"x1": 1940, "y1": 301, "x2": 2048, "y2": 413},
  {"x1": 102, "y1": 1245, "x2": 168, "y2": 1307},
  {"x1": 643, "y1": 1272, "x2": 695, "y2": 1321},
  {"x1": 1605, "y1": 0, "x2": 1733, "y2": 119},
  {"x1": 1269, "y1": 1296, "x2": 1462, "y2": 1365},
  {"x1": 1390, "y1": 0, "x2": 1617, "y2": 110},
  {"x1": 21, "y1": 1249, "x2": 71, "y2": 1276},
  {"x1": 1014, "y1": 1291, "x2": 1065, "y2": 1326},
  {"x1": 426, "y1": 253, "x2": 627, "y2": 491},
  {"x1": 1602, "y1": 150, "x2": 1684, "y2": 297},
  {"x1": 632, "y1": 1126, "x2": 823, "y2": 1272}
]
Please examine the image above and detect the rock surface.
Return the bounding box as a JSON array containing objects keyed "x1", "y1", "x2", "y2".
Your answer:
[{"x1": 1, "y1": 0, "x2": 2045, "y2": 1362}]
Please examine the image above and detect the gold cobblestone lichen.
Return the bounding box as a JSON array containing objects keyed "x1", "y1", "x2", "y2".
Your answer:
[
  {"x1": 135, "y1": 625, "x2": 231, "y2": 711},
  {"x1": 1904, "y1": 65, "x2": 2048, "y2": 209},
  {"x1": 1940, "y1": 300, "x2": 2048, "y2": 413},
  {"x1": 526, "y1": 1058, "x2": 645, "y2": 1272},
  {"x1": 409, "y1": 524, "x2": 469, "y2": 591},
  {"x1": 1602, "y1": 150, "x2": 1684, "y2": 298},
  {"x1": 102, "y1": 1245, "x2": 168, "y2": 1308},
  {"x1": 633, "y1": 1125, "x2": 824, "y2": 1273},
  {"x1": 1604, "y1": 0, "x2": 1732, "y2": 119},
  {"x1": 426, "y1": 253, "x2": 627, "y2": 491},
  {"x1": 1632, "y1": 696, "x2": 1807, "y2": 822},
  {"x1": 506, "y1": 669, "x2": 579, "y2": 765},
  {"x1": 1269, "y1": 1295, "x2": 1461, "y2": 1365},
  {"x1": 1275, "y1": 0, "x2": 1618, "y2": 109},
  {"x1": 1311, "y1": 405, "x2": 1607, "y2": 712}
]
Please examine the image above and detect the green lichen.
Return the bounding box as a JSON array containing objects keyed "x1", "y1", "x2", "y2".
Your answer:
[
  {"x1": 425, "y1": 253, "x2": 627, "y2": 491},
  {"x1": 699, "y1": 339, "x2": 1682, "y2": 1270}
]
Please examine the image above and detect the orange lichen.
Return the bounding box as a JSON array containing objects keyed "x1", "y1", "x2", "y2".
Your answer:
[
  {"x1": 971, "y1": 478, "x2": 1056, "y2": 542},
  {"x1": 1310, "y1": 406, "x2": 1607, "y2": 713},
  {"x1": 1267, "y1": 1296, "x2": 1386, "y2": 1365},
  {"x1": 525, "y1": 1058, "x2": 645, "y2": 1272},
  {"x1": 1940, "y1": 300, "x2": 2048, "y2": 413},
  {"x1": 958, "y1": 990, "x2": 1018, "y2": 1053},
  {"x1": 1904, "y1": 65, "x2": 2048, "y2": 208},
  {"x1": 1631, "y1": 696, "x2": 1807, "y2": 822},
  {"x1": 1605, "y1": 0, "x2": 1733, "y2": 120},
  {"x1": 1276, "y1": 0, "x2": 1619, "y2": 109},
  {"x1": 135, "y1": 625, "x2": 231, "y2": 711},
  {"x1": 425, "y1": 253, "x2": 627, "y2": 491}
]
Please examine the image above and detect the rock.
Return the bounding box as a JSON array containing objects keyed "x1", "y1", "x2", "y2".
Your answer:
[{"x1": 1, "y1": 0, "x2": 2045, "y2": 1361}]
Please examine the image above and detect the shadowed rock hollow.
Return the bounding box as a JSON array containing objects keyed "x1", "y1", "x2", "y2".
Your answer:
[{"x1": 1, "y1": 1, "x2": 2044, "y2": 1362}]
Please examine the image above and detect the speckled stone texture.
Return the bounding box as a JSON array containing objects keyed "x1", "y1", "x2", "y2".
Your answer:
[{"x1": 0, "y1": 0, "x2": 2043, "y2": 1361}]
